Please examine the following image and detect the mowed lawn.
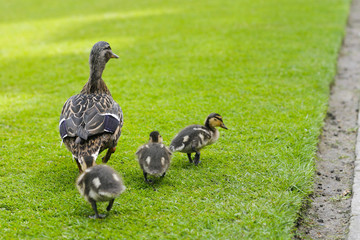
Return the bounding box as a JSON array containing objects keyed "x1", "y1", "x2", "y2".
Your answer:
[{"x1": 0, "y1": 0, "x2": 350, "y2": 239}]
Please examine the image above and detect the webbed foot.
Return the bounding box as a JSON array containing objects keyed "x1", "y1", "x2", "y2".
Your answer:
[{"x1": 89, "y1": 214, "x2": 106, "y2": 219}]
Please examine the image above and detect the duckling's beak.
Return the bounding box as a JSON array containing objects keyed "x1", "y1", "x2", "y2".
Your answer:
[
  {"x1": 111, "y1": 52, "x2": 119, "y2": 59},
  {"x1": 220, "y1": 122, "x2": 228, "y2": 130}
]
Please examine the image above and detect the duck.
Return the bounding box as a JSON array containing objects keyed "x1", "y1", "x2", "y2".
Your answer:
[
  {"x1": 59, "y1": 41, "x2": 123, "y2": 172},
  {"x1": 76, "y1": 164, "x2": 126, "y2": 219},
  {"x1": 169, "y1": 113, "x2": 228, "y2": 165},
  {"x1": 135, "y1": 131, "x2": 172, "y2": 183}
]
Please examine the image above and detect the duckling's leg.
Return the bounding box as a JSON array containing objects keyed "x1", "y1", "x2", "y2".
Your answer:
[
  {"x1": 161, "y1": 172, "x2": 166, "y2": 178},
  {"x1": 194, "y1": 151, "x2": 201, "y2": 166},
  {"x1": 187, "y1": 153, "x2": 193, "y2": 163},
  {"x1": 143, "y1": 171, "x2": 150, "y2": 183},
  {"x1": 102, "y1": 147, "x2": 116, "y2": 163},
  {"x1": 106, "y1": 199, "x2": 115, "y2": 212},
  {"x1": 191, "y1": 144, "x2": 201, "y2": 165},
  {"x1": 89, "y1": 199, "x2": 106, "y2": 219}
]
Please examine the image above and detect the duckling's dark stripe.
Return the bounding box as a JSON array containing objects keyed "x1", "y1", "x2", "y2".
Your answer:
[
  {"x1": 104, "y1": 115, "x2": 120, "y2": 133},
  {"x1": 215, "y1": 117, "x2": 223, "y2": 122}
]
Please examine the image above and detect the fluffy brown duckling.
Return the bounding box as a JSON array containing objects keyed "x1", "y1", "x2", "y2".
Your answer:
[
  {"x1": 135, "y1": 131, "x2": 172, "y2": 183},
  {"x1": 76, "y1": 164, "x2": 126, "y2": 219},
  {"x1": 59, "y1": 41, "x2": 123, "y2": 172},
  {"x1": 169, "y1": 113, "x2": 227, "y2": 165}
]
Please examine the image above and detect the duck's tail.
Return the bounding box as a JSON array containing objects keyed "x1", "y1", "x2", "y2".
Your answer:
[
  {"x1": 78, "y1": 155, "x2": 97, "y2": 171},
  {"x1": 71, "y1": 136, "x2": 101, "y2": 172},
  {"x1": 169, "y1": 145, "x2": 175, "y2": 152}
]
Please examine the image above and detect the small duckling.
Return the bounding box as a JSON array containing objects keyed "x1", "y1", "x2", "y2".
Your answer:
[
  {"x1": 76, "y1": 164, "x2": 126, "y2": 219},
  {"x1": 135, "y1": 131, "x2": 172, "y2": 183},
  {"x1": 169, "y1": 113, "x2": 228, "y2": 165}
]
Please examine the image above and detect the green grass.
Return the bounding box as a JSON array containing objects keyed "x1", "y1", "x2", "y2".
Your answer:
[{"x1": 0, "y1": 0, "x2": 350, "y2": 239}]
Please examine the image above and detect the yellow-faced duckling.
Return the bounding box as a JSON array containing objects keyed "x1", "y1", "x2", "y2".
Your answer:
[
  {"x1": 169, "y1": 113, "x2": 227, "y2": 165},
  {"x1": 135, "y1": 131, "x2": 172, "y2": 183},
  {"x1": 59, "y1": 41, "x2": 123, "y2": 172},
  {"x1": 76, "y1": 164, "x2": 126, "y2": 219}
]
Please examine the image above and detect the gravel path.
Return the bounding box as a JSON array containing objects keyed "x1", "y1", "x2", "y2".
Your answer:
[{"x1": 295, "y1": 0, "x2": 360, "y2": 239}]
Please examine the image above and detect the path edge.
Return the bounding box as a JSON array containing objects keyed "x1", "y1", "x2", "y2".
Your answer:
[{"x1": 348, "y1": 108, "x2": 360, "y2": 239}]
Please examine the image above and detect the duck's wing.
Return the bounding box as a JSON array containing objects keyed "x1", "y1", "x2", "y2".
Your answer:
[
  {"x1": 169, "y1": 125, "x2": 212, "y2": 152},
  {"x1": 135, "y1": 144, "x2": 149, "y2": 160},
  {"x1": 59, "y1": 93, "x2": 123, "y2": 141},
  {"x1": 165, "y1": 146, "x2": 172, "y2": 156}
]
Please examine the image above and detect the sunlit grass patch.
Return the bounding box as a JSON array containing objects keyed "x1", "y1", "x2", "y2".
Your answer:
[{"x1": 0, "y1": 0, "x2": 350, "y2": 238}]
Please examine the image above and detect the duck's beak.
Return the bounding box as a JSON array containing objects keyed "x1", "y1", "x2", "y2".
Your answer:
[
  {"x1": 111, "y1": 52, "x2": 119, "y2": 59},
  {"x1": 220, "y1": 122, "x2": 228, "y2": 130}
]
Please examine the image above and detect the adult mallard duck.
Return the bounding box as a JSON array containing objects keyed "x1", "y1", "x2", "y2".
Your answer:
[
  {"x1": 59, "y1": 41, "x2": 123, "y2": 172},
  {"x1": 135, "y1": 131, "x2": 172, "y2": 183},
  {"x1": 169, "y1": 113, "x2": 227, "y2": 165}
]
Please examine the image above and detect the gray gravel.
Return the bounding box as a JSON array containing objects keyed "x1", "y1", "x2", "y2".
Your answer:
[{"x1": 296, "y1": 0, "x2": 360, "y2": 239}]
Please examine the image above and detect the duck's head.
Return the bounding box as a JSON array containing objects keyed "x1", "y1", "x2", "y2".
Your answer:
[
  {"x1": 89, "y1": 41, "x2": 119, "y2": 68},
  {"x1": 149, "y1": 131, "x2": 163, "y2": 143},
  {"x1": 205, "y1": 113, "x2": 228, "y2": 130}
]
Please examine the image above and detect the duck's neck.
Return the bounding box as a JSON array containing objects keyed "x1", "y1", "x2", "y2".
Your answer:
[
  {"x1": 81, "y1": 63, "x2": 110, "y2": 95},
  {"x1": 205, "y1": 120, "x2": 216, "y2": 132}
]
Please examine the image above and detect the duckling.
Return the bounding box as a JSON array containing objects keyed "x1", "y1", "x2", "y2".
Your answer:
[
  {"x1": 135, "y1": 131, "x2": 172, "y2": 183},
  {"x1": 169, "y1": 113, "x2": 228, "y2": 165},
  {"x1": 59, "y1": 41, "x2": 123, "y2": 172},
  {"x1": 76, "y1": 164, "x2": 126, "y2": 219}
]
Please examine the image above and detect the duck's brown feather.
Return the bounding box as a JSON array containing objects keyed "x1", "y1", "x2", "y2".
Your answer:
[{"x1": 60, "y1": 93, "x2": 122, "y2": 140}]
